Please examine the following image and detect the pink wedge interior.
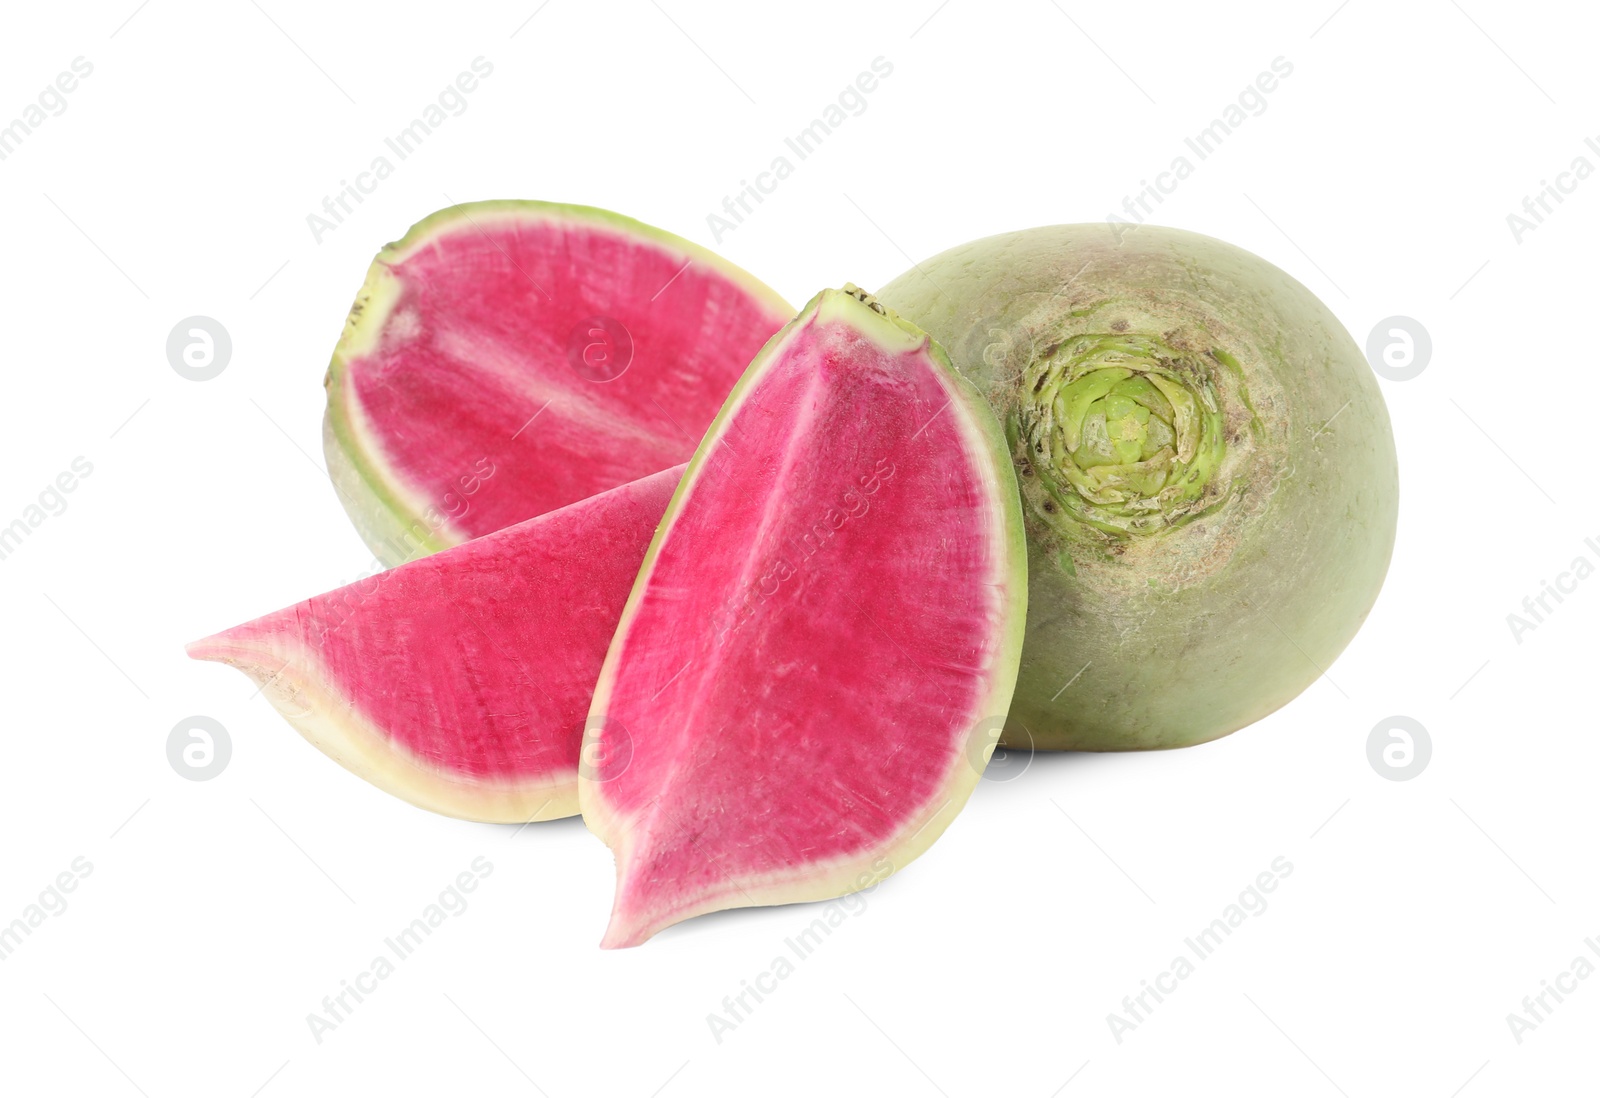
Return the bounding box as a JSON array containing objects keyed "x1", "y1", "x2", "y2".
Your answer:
[{"x1": 339, "y1": 211, "x2": 788, "y2": 536}]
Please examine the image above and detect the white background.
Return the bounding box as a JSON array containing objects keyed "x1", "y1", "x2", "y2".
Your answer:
[{"x1": 1, "y1": 1, "x2": 1594, "y2": 1094}]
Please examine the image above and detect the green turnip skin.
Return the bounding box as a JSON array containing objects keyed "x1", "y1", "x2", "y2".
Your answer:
[{"x1": 878, "y1": 225, "x2": 1398, "y2": 750}]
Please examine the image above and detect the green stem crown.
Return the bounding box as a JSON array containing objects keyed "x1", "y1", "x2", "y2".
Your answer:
[{"x1": 1019, "y1": 333, "x2": 1231, "y2": 537}]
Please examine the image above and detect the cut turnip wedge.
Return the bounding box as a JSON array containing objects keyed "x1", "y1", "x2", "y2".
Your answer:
[
  {"x1": 325, "y1": 200, "x2": 791, "y2": 565},
  {"x1": 187, "y1": 466, "x2": 683, "y2": 823},
  {"x1": 580, "y1": 287, "x2": 1027, "y2": 948}
]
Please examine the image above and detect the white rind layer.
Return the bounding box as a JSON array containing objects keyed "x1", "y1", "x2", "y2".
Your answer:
[{"x1": 187, "y1": 634, "x2": 579, "y2": 824}]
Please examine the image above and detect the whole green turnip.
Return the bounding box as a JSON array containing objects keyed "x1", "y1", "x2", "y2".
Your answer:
[{"x1": 879, "y1": 225, "x2": 1397, "y2": 750}]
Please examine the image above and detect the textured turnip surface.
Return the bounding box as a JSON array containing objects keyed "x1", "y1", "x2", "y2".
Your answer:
[
  {"x1": 581, "y1": 288, "x2": 1026, "y2": 948},
  {"x1": 187, "y1": 466, "x2": 682, "y2": 822},
  {"x1": 880, "y1": 225, "x2": 1397, "y2": 751},
  {"x1": 325, "y1": 200, "x2": 790, "y2": 565}
]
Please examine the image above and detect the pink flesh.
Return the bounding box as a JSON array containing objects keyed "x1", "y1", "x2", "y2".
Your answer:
[
  {"x1": 191, "y1": 466, "x2": 681, "y2": 781},
  {"x1": 591, "y1": 307, "x2": 1011, "y2": 941},
  {"x1": 344, "y1": 215, "x2": 787, "y2": 537}
]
